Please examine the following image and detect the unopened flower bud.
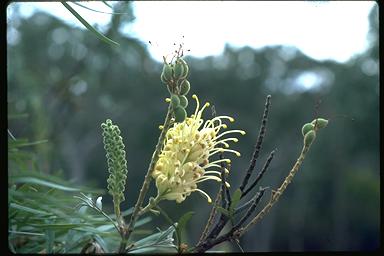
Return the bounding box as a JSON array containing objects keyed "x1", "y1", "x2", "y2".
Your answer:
[
  {"x1": 179, "y1": 95, "x2": 188, "y2": 108},
  {"x1": 171, "y1": 94, "x2": 180, "y2": 108},
  {"x1": 161, "y1": 63, "x2": 173, "y2": 83},
  {"x1": 302, "y1": 123, "x2": 315, "y2": 136},
  {"x1": 311, "y1": 118, "x2": 329, "y2": 129},
  {"x1": 174, "y1": 106, "x2": 187, "y2": 122},
  {"x1": 179, "y1": 58, "x2": 189, "y2": 78},
  {"x1": 304, "y1": 130, "x2": 316, "y2": 147},
  {"x1": 173, "y1": 59, "x2": 185, "y2": 80},
  {"x1": 179, "y1": 80, "x2": 190, "y2": 95}
]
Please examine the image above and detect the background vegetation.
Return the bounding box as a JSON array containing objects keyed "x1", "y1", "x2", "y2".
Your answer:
[{"x1": 7, "y1": 2, "x2": 379, "y2": 252}]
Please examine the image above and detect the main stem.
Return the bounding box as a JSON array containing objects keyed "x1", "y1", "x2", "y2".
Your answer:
[
  {"x1": 114, "y1": 202, "x2": 121, "y2": 225},
  {"x1": 118, "y1": 104, "x2": 173, "y2": 253}
]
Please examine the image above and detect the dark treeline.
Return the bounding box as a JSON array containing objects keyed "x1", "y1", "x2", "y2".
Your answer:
[{"x1": 7, "y1": 2, "x2": 379, "y2": 251}]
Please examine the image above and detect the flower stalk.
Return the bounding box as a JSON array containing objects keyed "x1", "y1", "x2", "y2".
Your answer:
[{"x1": 119, "y1": 104, "x2": 173, "y2": 252}]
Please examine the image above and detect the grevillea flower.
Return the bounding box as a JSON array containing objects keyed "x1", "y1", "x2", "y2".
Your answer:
[{"x1": 152, "y1": 95, "x2": 246, "y2": 203}]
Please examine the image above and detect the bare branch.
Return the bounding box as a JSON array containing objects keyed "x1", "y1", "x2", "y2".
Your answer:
[
  {"x1": 197, "y1": 187, "x2": 222, "y2": 245},
  {"x1": 239, "y1": 95, "x2": 271, "y2": 193},
  {"x1": 233, "y1": 187, "x2": 267, "y2": 230},
  {"x1": 241, "y1": 150, "x2": 275, "y2": 199}
]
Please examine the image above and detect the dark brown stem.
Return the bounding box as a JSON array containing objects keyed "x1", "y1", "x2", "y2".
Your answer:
[
  {"x1": 197, "y1": 187, "x2": 222, "y2": 245},
  {"x1": 233, "y1": 187, "x2": 267, "y2": 230},
  {"x1": 241, "y1": 150, "x2": 275, "y2": 199},
  {"x1": 239, "y1": 95, "x2": 271, "y2": 193},
  {"x1": 219, "y1": 153, "x2": 230, "y2": 208},
  {"x1": 239, "y1": 144, "x2": 311, "y2": 236}
]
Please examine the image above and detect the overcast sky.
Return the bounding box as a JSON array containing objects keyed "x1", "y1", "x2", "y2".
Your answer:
[{"x1": 8, "y1": 1, "x2": 376, "y2": 63}]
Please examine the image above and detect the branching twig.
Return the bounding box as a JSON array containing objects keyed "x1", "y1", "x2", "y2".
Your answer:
[
  {"x1": 197, "y1": 187, "x2": 222, "y2": 245},
  {"x1": 235, "y1": 186, "x2": 269, "y2": 216},
  {"x1": 219, "y1": 153, "x2": 230, "y2": 208},
  {"x1": 241, "y1": 150, "x2": 275, "y2": 199},
  {"x1": 239, "y1": 143, "x2": 312, "y2": 236},
  {"x1": 197, "y1": 151, "x2": 232, "y2": 246},
  {"x1": 239, "y1": 95, "x2": 271, "y2": 193},
  {"x1": 193, "y1": 123, "x2": 318, "y2": 252},
  {"x1": 233, "y1": 187, "x2": 267, "y2": 230}
]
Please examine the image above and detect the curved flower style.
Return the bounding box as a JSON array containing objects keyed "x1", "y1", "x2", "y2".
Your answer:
[{"x1": 152, "y1": 95, "x2": 246, "y2": 203}]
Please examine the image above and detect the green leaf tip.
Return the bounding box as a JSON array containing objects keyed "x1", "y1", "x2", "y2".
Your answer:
[{"x1": 61, "y1": 1, "x2": 120, "y2": 47}]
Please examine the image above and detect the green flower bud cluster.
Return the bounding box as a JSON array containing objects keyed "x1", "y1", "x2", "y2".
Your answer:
[
  {"x1": 161, "y1": 57, "x2": 191, "y2": 123},
  {"x1": 301, "y1": 118, "x2": 328, "y2": 147},
  {"x1": 101, "y1": 119, "x2": 128, "y2": 206}
]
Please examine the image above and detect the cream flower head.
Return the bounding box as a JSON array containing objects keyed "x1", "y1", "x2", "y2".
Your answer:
[{"x1": 152, "y1": 95, "x2": 245, "y2": 203}]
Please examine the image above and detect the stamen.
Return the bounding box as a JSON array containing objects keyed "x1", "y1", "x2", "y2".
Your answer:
[
  {"x1": 209, "y1": 148, "x2": 241, "y2": 157},
  {"x1": 207, "y1": 158, "x2": 231, "y2": 166},
  {"x1": 215, "y1": 130, "x2": 246, "y2": 140},
  {"x1": 194, "y1": 188, "x2": 213, "y2": 203},
  {"x1": 213, "y1": 138, "x2": 238, "y2": 147},
  {"x1": 202, "y1": 163, "x2": 221, "y2": 169},
  {"x1": 192, "y1": 94, "x2": 200, "y2": 117},
  {"x1": 203, "y1": 170, "x2": 223, "y2": 176},
  {"x1": 196, "y1": 102, "x2": 210, "y2": 120},
  {"x1": 196, "y1": 175, "x2": 222, "y2": 183}
]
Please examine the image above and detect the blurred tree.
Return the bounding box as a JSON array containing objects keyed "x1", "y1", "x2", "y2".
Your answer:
[{"x1": 7, "y1": 2, "x2": 378, "y2": 252}]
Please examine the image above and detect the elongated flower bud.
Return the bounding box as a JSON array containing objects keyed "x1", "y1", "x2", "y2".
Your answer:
[{"x1": 101, "y1": 119, "x2": 128, "y2": 207}]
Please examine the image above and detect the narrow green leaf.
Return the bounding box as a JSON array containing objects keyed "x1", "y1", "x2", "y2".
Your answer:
[
  {"x1": 31, "y1": 223, "x2": 89, "y2": 229},
  {"x1": 12, "y1": 177, "x2": 82, "y2": 191},
  {"x1": 175, "y1": 211, "x2": 194, "y2": 244},
  {"x1": 61, "y1": 1, "x2": 119, "y2": 47},
  {"x1": 9, "y1": 230, "x2": 45, "y2": 236},
  {"x1": 72, "y1": 2, "x2": 130, "y2": 15},
  {"x1": 46, "y1": 229, "x2": 55, "y2": 253},
  {"x1": 93, "y1": 234, "x2": 108, "y2": 253},
  {"x1": 10, "y1": 202, "x2": 50, "y2": 215},
  {"x1": 230, "y1": 188, "x2": 242, "y2": 211},
  {"x1": 8, "y1": 139, "x2": 48, "y2": 148},
  {"x1": 216, "y1": 206, "x2": 230, "y2": 217},
  {"x1": 102, "y1": 1, "x2": 113, "y2": 9},
  {"x1": 13, "y1": 140, "x2": 49, "y2": 147},
  {"x1": 131, "y1": 225, "x2": 176, "y2": 249}
]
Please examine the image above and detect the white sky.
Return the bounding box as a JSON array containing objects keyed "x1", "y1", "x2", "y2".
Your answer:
[{"x1": 8, "y1": 1, "x2": 376, "y2": 63}]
